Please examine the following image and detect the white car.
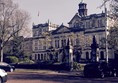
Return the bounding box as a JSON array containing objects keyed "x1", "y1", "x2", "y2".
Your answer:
[{"x1": 0, "y1": 69, "x2": 7, "y2": 83}]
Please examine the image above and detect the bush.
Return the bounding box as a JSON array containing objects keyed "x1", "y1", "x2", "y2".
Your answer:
[
  {"x1": 78, "y1": 63, "x2": 86, "y2": 71},
  {"x1": 72, "y1": 62, "x2": 86, "y2": 71},
  {"x1": 18, "y1": 58, "x2": 35, "y2": 64},
  {"x1": 73, "y1": 62, "x2": 79, "y2": 71},
  {"x1": 5, "y1": 56, "x2": 19, "y2": 63}
]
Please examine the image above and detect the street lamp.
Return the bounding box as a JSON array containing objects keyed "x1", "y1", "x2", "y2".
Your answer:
[
  {"x1": 104, "y1": 0, "x2": 109, "y2": 63},
  {"x1": 0, "y1": 2, "x2": 5, "y2": 62}
]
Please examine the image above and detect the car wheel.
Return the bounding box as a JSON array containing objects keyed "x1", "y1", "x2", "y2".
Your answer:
[
  {"x1": 0, "y1": 77, "x2": 2, "y2": 83},
  {"x1": 101, "y1": 72, "x2": 105, "y2": 78},
  {"x1": 113, "y1": 72, "x2": 117, "y2": 77},
  {"x1": 10, "y1": 68, "x2": 13, "y2": 72}
]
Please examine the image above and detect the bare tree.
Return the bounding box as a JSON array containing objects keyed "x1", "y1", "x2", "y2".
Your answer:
[
  {"x1": 108, "y1": 0, "x2": 118, "y2": 53},
  {"x1": 0, "y1": 0, "x2": 30, "y2": 62},
  {"x1": 101, "y1": 0, "x2": 118, "y2": 53}
]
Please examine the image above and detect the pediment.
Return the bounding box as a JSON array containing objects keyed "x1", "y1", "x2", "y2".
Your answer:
[
  {"x1": 56, "y1": 27, "x2": 70, "y2": 33},
  {"x1": 68, "y1": 13, "x2": 81, "y2": 24},
  {"x1": 52, "y1": 25, "x2": 71, "y2": 34}
]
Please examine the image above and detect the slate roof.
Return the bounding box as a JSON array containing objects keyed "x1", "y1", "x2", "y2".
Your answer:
[
  {"x1": 69, "y1": 27, "x2": 85, "y2": 32},
  {"x1": 81, "y1": 13, "x2": 105, "y2": 20},
  {"x1": 33, "y1": 23, "x2": 49, "y2": 29},
  {"x1": 51, "y1": 24, "x2": 84, "y2": 35},
  {"x1": 68, "y1": 12, "x2": 105, "y2": 23}
]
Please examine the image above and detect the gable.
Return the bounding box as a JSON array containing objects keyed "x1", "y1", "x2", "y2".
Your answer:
[
  {"x1": 68, "y1": 13, "x2": 81, "y2": 24},
  {"x1": 56, "y1": 27, "x2": 70, "y2": 33},
  {"x1": 52, "y1": 25, "x2": 71, "y2": 35}
]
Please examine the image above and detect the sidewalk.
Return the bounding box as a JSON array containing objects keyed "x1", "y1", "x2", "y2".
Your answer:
[
  {"x1": 11, "y1": 69, "x2": 83, "y2": 76},
  {"x1": 57, "y1": 70, "x2": 83, "y2": 76}
]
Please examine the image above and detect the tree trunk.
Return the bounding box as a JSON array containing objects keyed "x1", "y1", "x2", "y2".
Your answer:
[
  {"x1": 0, "y1": 49, "x2": 3, "y2": 62},
  {"x1": 0, "y1": 44, "x2": 3, "y2": 62}
]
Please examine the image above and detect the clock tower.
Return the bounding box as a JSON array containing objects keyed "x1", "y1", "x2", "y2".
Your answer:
[{"x1": 78, "y1": 1, "x2": 87, "y2": 17}]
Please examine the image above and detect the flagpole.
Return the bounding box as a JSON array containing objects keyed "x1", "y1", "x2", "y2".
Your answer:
[{"x1": 38, "y1": 11, "x2": 40, "y2": 23}]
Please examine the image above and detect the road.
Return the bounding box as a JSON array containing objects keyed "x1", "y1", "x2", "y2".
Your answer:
[{"x1": 6, "y1": 69, "x2": 118, "y2": 83}]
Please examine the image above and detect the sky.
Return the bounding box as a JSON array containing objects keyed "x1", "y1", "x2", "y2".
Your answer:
[{"x1": 13, "y1": 0, "x2": 109, "y2": 28}]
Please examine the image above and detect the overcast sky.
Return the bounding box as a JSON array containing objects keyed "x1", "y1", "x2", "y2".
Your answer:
[{"x1": 13, "y1": 0, "x2": 109, "y2": 28}]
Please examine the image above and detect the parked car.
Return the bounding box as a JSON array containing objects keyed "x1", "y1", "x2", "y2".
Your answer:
[
  {"x1": 83, "y1": 62, "x2": 116, "y2": 78},
  {"x1": 0, "y1": 69, "x2": 7, "y2": 83},
  {"x1": 0, "y1": 62, "x2": 15, "y2": 72},
  {"x1": 109, "y1": 60, "x2": 118, "y2": 77}
]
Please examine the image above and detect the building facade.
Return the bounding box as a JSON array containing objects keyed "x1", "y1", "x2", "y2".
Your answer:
[
  {"x1": 32, "y1": 22, "x2": 59, "y2": 62},
  {"x1": 23, "y1": 37, "x2": 33, "y2": 59},
  {"x1": 31, "y1": 1, "x2": 114, "y2": 63}
]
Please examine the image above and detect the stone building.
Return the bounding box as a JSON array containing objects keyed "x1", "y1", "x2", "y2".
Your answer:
[
  {"x1": 68, "y1": 1, "x2": 114, "y2": 62},
  {"x1": 31, "y1": 1, "x2": 115, "y2": 63},
  {"x1": 23, "y1": 37, "x2": 33, "y2": 59},
  {"x1": 32, "y1": 22, "x2": 59, "y2": 62}
]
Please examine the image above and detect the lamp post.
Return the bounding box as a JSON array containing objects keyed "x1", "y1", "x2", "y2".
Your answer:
[
  {"x1": 104, "y1": 0, "x2": 109, "y2": 63},
  {"x1": 0, "y1": 2, "x2": 5, "y2": 62}
]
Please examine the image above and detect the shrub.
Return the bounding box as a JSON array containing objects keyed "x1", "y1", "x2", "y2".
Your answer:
[
  {"x1": 18, "y1": 58, "x2": 35, "y2": 64},
  {"x1": 72, "y1": 62, "x2": 86, "y2": 71},
  {"x1": 5, "y1": 56, "x2": 19, "y2": 63},
  {"x1": 73, "y1": 62, "x2": 79, "y2": 71},
  {"x1": 78, "y1": 63, "x2": 86, "y2": 71}
]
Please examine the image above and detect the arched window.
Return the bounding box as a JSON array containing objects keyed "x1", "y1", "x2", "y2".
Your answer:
[
  {"x1": 35, "y1": 54, "x2": 38, "y2": 60},
  {"x1": 38, "y1": 54, "x2": 40, "y2": 60},
  {"x1": 41, "y1": 54, "x2": 43, "y2": 60},
  {"x1": 44, "y1": 54, "x2": 47, "y2": 60},
  {"x1": 92, "y1": 19, "x2": 95, "y2": 27},
  {"x1": 86, "y1": 52, "x2": 89, "y2": 60},
  {"x1": 100, "y1": 51, "x2": 104, "y2": 60}
]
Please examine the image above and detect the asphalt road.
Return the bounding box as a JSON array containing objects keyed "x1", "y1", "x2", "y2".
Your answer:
[{"x1": 6, "y1": 69, "x2": 118, "y2": 83}]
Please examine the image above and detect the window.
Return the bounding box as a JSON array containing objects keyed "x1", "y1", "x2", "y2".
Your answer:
[
  {"x1": 34, "y1": 40, "x2": 38, "y2": 46},
  {"x1": 33, "y1": 30, "x2": 37, "y2": 37},
  {"x1": 63, "y1": 39, "x2": 66, "y2": 46},
  {"x1": 44, "y1": 54, "x2": 47, "y2": 60},
  {"x1": 41, "y1": 54, "x2": 43, "y2": 60},
  {"x1": 58, "y1": 40, "x2": 60, "y2": 48},
  {"x1": 61, "y1": 39, "x2": 66, "y2": 47},
  {"x1": 85, "y1": 22, "x2": 87, "y2": 28},
  {"x1": 100, "y1": 51, "x2": 104, "y2": 60},
  {"x1": 88, "y1": 22, "x2": 90, "y2": 28},
  {"x1": 86, "y1": 21, "x2": 90, "y2": 28},
  {"x1": 92, "y1": 20, "x2": 95, "y2": 27},
  {"x1": 55, "y1": 40, "x2": 59, "y2": 48},
  {"x1": 43, "y1": 46, "x2": 46, "y2": 50},
  {"x1": 38, "y1": 54, "x2": 40, "y2": 60},
  {"x1": 35, "y1": 54, "x2": 37, "y2": 60},
  {"x1": 99, "y1": 19, "x2": 104, "y2": 27},
  {"x1": 98, "y1": 20, "x2": 100, "y2": 27},
  {"x1": 35, "y1": 47, "x2": 38, "y2": 50},
  {"x1": 76, "y1": 38, "x2": 79, "y2": 46},
  {"x1": 86, "y1": 52, "x2": 89, "y2": 60},
  {"x1": 74, "y1": 20, "x2": 80, "y2": 28}
]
